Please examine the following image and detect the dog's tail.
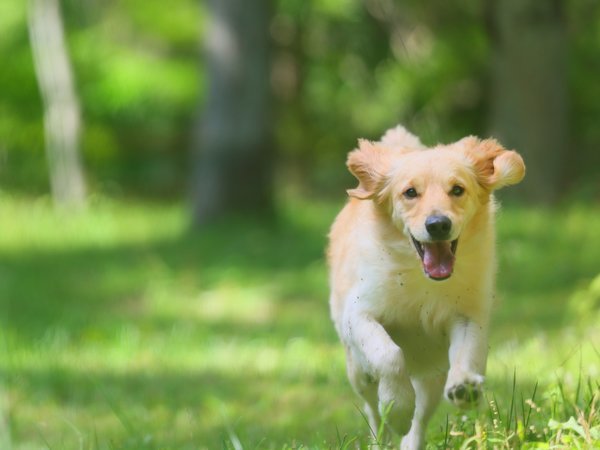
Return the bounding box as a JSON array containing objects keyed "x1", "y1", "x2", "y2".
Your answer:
[{"x1": 379, "y1": 125, "x2": 426, "y2": 151}]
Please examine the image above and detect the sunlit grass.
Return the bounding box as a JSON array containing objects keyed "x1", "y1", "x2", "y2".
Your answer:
[{"x1": 0, "y1": 194, "x2": 598, "y2": 449}]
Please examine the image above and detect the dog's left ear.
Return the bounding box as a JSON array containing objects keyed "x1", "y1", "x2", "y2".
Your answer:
[{"x1": 460, "y1": 137, "x2": 526, "y2": 190}]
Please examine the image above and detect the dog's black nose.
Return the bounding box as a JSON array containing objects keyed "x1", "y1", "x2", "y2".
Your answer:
[{"x1": 425, "y1": 215, "x2": 452, "y2": 240}]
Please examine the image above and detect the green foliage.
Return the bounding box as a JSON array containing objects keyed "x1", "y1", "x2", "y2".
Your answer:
[
  {"x1": 568, "y1": 273, "x2": 600, "y2": 325},
  {"x1": 0, "y1": 0, "x2": 202, "y2": 195},
  {"x1": 0, "y1": 195, "x2": 599, "y2": 448},
  {"x1": 1, "y1": 0, "x2": 599, "y2": 198}
]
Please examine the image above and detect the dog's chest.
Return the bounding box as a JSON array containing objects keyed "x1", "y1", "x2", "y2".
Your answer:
[
  {"x1": 373, "y1": 268, "x2": 465, "y2": 333},
  {"x1": 370, "y1": 273, "x2": 458, "y2": 373},
  {"x1": 383, "y1": 319, "x2": 450, "y2": 374}
]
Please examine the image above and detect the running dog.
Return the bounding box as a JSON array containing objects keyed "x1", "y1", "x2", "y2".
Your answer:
[{"x1": 328, "y1": 125, "x2": 525, "y2": 449}]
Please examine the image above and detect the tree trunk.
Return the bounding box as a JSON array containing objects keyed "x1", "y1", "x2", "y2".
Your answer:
[
  {"x1": 191, "y1": 0, "x2": 274, "y2": 224},
  {"x1": 28, "y1": 0, "x2": 87, "y2": 210},
  {"x1": 487, "y1": 0, "x2": 568, "y2": 204}
]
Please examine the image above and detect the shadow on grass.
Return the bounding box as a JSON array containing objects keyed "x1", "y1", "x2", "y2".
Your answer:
[
  {"x1": 9, "y1": 355, "x2": 583, "y2": 449},
  {"x1": 4, "y1": 208, "x2": 595, "y2": 342},
  {"x1": 1, "y1": 203, "x2": 599, "y2": 448},
  {"x1": 1, "y1": 216, "x2": 330, "y2": 340},
  {"x1": 9, "y1": 361, "x2": 363, "y2": 448},
  {"x1": 1, "y1": 211, "x2": 354, "y2": 447}
]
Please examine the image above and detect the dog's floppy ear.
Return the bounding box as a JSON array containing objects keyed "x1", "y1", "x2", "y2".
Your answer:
[
  {"x1": 346, "y1": 139, "x2": 392, "y2": 200},
  {"x1": 461, "y1": 137, "x2": 526, "y2": 190}
]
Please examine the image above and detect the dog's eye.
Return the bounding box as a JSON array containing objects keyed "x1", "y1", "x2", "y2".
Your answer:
[
  {"x1": 403, "y1": 187, "x2": 418, "y2": 199},
  {"x1": 450, "y1": 185, "x2": 465, "y2": 197}
]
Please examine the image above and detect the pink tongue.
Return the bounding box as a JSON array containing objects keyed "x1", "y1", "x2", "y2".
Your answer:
[{"x1": 422, "y1": 242, "x2": 455, "y2": 279}]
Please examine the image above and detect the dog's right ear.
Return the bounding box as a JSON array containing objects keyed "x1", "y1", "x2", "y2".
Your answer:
[{"x1": 346, "y1": 140, "x2": 392, "y2": 200}]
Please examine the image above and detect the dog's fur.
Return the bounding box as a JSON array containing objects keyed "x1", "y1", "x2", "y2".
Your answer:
[{"x1": 327, "y1": 125, "x2": 525, "y2": 449}]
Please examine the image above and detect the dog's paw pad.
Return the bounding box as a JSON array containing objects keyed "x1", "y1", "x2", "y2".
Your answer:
[{"x1": 445, "y1": 380, "x2": 482, "y2": 408}]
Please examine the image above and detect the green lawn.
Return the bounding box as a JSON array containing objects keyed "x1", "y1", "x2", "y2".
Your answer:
[{"x1": 0, "y1": 194, "x2": 598, "y2": 449}]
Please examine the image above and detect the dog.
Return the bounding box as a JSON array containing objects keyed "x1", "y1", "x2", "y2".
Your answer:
[{"x1": 327, "y1": 125, "x2": 525, "y2": 449}]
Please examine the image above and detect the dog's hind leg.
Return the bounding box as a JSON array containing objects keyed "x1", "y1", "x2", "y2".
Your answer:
[
  {"x1": 345, "y1": 350, "x2": 380, "y2": 436},
  {"x1": 377, "y1": 373, "x2": 416, "y2": 438},
  {"x1": 400, "y1": 373, "x2": 445, "y2": 450}
]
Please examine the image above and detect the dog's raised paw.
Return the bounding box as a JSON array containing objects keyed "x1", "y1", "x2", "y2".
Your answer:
[{"x1": 445, "y1": 378, "x2": 482, "y2": 409}]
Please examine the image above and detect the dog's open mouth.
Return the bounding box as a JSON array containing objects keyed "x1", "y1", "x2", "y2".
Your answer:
[{"x1": 410, "y1": 235, "x2": 458, "y2": 281}]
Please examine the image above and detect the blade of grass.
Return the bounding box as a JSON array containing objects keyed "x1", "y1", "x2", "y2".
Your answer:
[
  {"x1": 484, "y1": 393, "x2": 494, "y2": 425},
  {"x1": 253, "y1": 437, "x2": 266, "y2": 450},
  {"x1": 520, "y1": 391, "x2": 526, "y2": 436},
  {"x1": 335, "y1": 424, "x2": 357, "y2": 450},
  {"x1": 493, "y1": 392, "x2": 501, "y2": 428},
  {"x1": 377, "y1": 401, "x2": 394, "y2": 447},
  {"x1": 443, "y1": 414, "x2": 450, "y2": 449},
  {"x1": 506, "y1": 368, "x2": 517, "y2": 433},
  {"x1": 575, "y1": 352, "x2": 583, "y2": 408},
  {"x1": 105, "y1": 396, "x2": 138, "y2": 438},
  {"x1": 354, "y1": 403, "x2": 377, "y2": 443},
  {"x1": 524, "y1": 381, "x2": 538, "y2": 431}
]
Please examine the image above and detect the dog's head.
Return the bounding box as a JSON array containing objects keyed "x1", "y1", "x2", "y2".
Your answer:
[{"x1": 347, "y1": 136, "x2": 525, "y2": 281}]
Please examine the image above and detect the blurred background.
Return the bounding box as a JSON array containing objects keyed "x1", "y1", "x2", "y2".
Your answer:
[
  {"x1": 0, "y1": 0, "x2": 599, "y2": 449},
  {"x1": 1, "y1": 0, "x2": 598, "y2": 213}
]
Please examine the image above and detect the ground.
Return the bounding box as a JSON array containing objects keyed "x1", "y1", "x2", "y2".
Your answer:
[{"x1": 0, "y1": 194, "x2": 598, "y2": 449}]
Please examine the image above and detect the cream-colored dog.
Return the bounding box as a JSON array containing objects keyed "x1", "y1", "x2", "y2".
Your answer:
[{"x1": 328, "y1": 125, "x2": 525, "y2": 449}]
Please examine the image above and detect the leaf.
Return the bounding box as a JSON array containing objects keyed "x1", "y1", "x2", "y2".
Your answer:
[{"x1": 548, "y1": 417, "x2": 586, "y2": 439}]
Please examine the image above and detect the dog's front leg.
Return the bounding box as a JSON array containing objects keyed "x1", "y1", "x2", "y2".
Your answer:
[
  {"x1": 343, "y1": 306, "x2": 415, "y2": 435},
  {"x1": 444, "y1": 316, "x2": 488, "y2": 409}
]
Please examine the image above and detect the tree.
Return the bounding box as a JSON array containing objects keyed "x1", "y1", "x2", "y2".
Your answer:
[
  {"x1": 191, "y1": 0, "x2": 274, "y2": 224},
  {"x1": 487, "y1": 0, "x2": 568, "y2": 204},
  {"x1": 28, "y1": 0, "x2": 87, "y2": 209}
]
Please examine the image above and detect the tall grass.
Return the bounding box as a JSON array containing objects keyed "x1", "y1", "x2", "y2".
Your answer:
[{"x1": 0, "y1": 194, "x2": 598, "y2": 449}]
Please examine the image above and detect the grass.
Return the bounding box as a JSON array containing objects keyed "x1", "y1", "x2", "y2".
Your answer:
[{"x1": 0, "y1": 192, "x2": 598, "y2": 449}]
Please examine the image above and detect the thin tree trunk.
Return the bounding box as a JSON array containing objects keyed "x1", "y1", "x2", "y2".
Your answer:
[
  {"x1": 28, "y1": 0, "x2": 87, "y2": 209},
  {"x1": 191, "y1": 0, "x2": 274, "y2": 224},
  {"x1": 487, "y1": 0, "x2": 568, "y2": 204}
]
